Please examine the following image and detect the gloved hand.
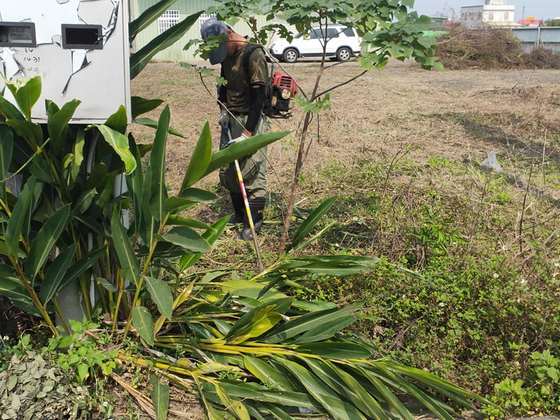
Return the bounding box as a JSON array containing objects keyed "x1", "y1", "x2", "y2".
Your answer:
[
  {"x1": 224, "y1": 133, "x2": 248, "y2": 148},
  {"x1": 218, "y1": 109, "x2": 229, "y2": 127}
]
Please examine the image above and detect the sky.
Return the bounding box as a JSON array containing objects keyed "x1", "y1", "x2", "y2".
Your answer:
[{"x1": 413, "y1": 0, "x2": 559, "y2": 20}]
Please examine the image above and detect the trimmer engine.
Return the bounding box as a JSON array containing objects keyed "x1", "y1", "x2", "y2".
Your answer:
[{"x1": 267, "y1": 70, "x2": 298, "y2": 118}]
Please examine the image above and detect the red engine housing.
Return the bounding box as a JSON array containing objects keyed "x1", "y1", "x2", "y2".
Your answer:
[{"x1": 271, "y1": 71, "x2": 298, "y2": 97}]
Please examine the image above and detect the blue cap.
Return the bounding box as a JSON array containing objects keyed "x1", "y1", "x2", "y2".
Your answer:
[{"x1": 200, "y1": 18, "x2": 230, "y2": 64}]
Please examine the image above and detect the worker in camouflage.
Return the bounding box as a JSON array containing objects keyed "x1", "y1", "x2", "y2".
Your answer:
[{"x1": 201, "y1": 18, "x2": 269, "y2": 241}]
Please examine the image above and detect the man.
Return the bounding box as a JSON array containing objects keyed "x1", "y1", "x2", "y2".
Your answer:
[{"x1": 200, "y1": 19, "x2": 269, "y2": 241}]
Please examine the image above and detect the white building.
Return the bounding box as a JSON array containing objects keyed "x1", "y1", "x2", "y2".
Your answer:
[{"x1": 460, "y1": 0, "x2": 516, "y2": 29}]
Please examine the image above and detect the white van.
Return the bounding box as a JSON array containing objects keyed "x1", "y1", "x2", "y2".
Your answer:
[{"x1": 270, "y1": 25, "x2": 362, "y2": 63}]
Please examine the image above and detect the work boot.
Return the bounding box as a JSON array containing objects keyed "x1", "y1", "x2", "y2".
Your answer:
[
  {"x1": 229, "y1": 193, "x2": 245, "y2": 225},
  {"x1": 240, "y1": 197, "x2": 265, "y2": 241}
]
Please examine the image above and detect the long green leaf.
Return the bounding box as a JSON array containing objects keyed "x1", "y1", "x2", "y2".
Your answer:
[
  {"x1": 150, "y1": 375, "x2": 170, "y2": 420},
  {"x1": 26, "y1": 205, "x2": 71, "y2": 281},
  {"x1": 0, "y1": 264, "x2": 38, "y2": 316},
  {"x1": 322, "y1": 361, "x2": 387, "y2": 419},
  {"x1": 178, "y1": 216, "x2": 229, "y2": 271},
  {"x1": 133, "y1": 117, "x2": 185, "y2": 138},
  {"x1": 290, "y1": 197, "x2": 336, "y2": 250},
  {"x1": 208, "y1": 382, "x2": 316, "y2": 409},
  {"x1": 150, "y1": 106, "x2": 171, "y2": 222},
  {"x1": 243, "y1": 357, "x2": 296, "y2": 391},
  {"x1": 277, "y1": 255, "x2": 380, "y2": 277},
  {"x1": 215, "y1": 384, "x2": 251, "y2": 420},
  {"x1": 0, "y1": 126, "x2": 14, "y2": 186},
  {"x1": 359, "y1": 368, "x2": 414, "y2": 420},
  {"x1": 277, "y1": 358, "x2": 366, "y2": 420},
  {"x1": 145, "y1": 276, "x2": 173, "y2": 319},
  {"x1": 226, "y1": 301, "x2": 286, "y2": 344},
  {"x1": 130, "y1": 11, "x2": 202, "y2": 79},
  {"x1": 263, "y1": 306, "x2": 356, "y2": 344},
  {"x1": 181, "y1": 122, "x2": 212, "y2": 190},
  {"x1": 96, "y1": 125, "x2": 137, "y2": 174},
  {"x1": 40, "y1": 244, "x2": 76, "y2": 304},
  {"x1": 131, "y1": 96, "x2": 163, "y2": 119},
  {"x1": 296, "y1": 342, "x2": 373, "y2": 359},
  {"x1": 59, "y1": 248, "x2": 104, "y2": 291},
  {"x1": 132, "y1": 306, "x2": 155, "y2": 346},
  {"x1": 111, "y1": 209, "x2": 140, "y2": 285},
  {"x1": 162, "y1": 227, "x2": 209, "y2": 252},
  {"x1": 205, "y1": 131, "x2": 288, "y2": 176},
  {"x1": 48, "y1": 99, "x2": 81, "y2": 151},
  {"x1": 129, "y1": 0, "x2": 179, "y2": 40}
]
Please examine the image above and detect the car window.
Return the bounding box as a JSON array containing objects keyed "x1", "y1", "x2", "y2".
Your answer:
[
  {"x1": 326, "y1": 28, "x2": 339, "y2": 39},
  {"x1": 343, "y1": 27, "x2": 355, "y2": 37},
  {"x1": 309, "y1": 28, "x2": 340, "y2": 40}
]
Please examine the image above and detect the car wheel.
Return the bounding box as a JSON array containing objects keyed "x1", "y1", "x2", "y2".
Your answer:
[
  {"x1": 336, "y1": 47, "x2": 352, "y2": 62},
  {"x1": 283, "y1": 48, "x2": 299, "y2": 63}
]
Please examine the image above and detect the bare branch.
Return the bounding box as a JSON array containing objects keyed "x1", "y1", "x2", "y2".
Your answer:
[{"x1": 315, "y1": 70, "x2": 368, "y2": 98}]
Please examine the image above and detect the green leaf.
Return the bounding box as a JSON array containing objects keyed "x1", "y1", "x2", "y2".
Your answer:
[
  {"x1": 296, "y1": 342, "x2": 373, "y2": 359},
  {"x1": 77, "y1": 364, "x2": 90, "y2": 383},
  {"x1": 26, "y1": 205, "x2": 71, "y2": 281},
  {"x1": 40, "y1": 244, "x2": 76, "y2": 304},
  {"x1": 179, "y1": 216, "x2": 229, "y2": 271},
  {"x1": 264, "y1": 306, "x2": 356, "y2": 344},
  {"x1": 69, "y1": 129, "x2": 85, "y2": 182},
  {"x1": 133, "y1": 117, "x2": 185, "y2": 138},
  {"x1": 131, "y1": 96, "x2": 163, "y2": 119},
  {"x1": 96, "y1": 125, "x2": 137, "y2": 175},
  {"x1": 149, "y1": 106, "x2": 171, "y2": 222},
  {"x1": 150, "y1": 375, "x2": 170, "y2": 420},
  {"x1": 105, "y1": 105, "x2": 128, "y2": 134},
  {"x1": 206, "y1": 382, "x2": 316, "y2": 409},
  {"x1": 290, "y1": 197, "x2": 336, "y2": 250},
  {"x1": 277, "y1": 255, "x2": 380, "y2": 276},
  {"x1": 359, "y1": 368, "x2": 414, "y2": 420},
  {"x1": 166, "y1": 216, "x2": 210, "y2": 229},
  {"x1": 132, "y1": 306, "x2": 154, "y2": 346},
  {"x1": 226, "y1": 301, "x2": 287, "y2": 344},
  {"x1": 47, "y1": 99, "x2": 81, "y2": 151},
  {"x1": 7, "y1": 76, "x2": 42, "y2": 120},
  {"x1": 0, "y1": 126, "x2": 14, "y2": 182},
  {"x1": 145, "y1": 276, "x2": 173, "y2": 319},
  {"x1": 0, "y1": 265, "x2": 38, "y2": 316},
  {"x1": 129, "y1": 0, "x2": 179, "y2": 40},
  {"x1": 5, "y1": 119, "x2": 43, "y2": 146},
  {"x1": 162, "y1": 227, "x2": 209, "y2": 252},
  {"x1": 205, "y1": 131, "x2": 288, "y2": 176},
  {"x1": 181, "y1": 122, "x2": 212, "y2": 189},
  {"x1": 215, "y1": 384, "x2": 250, "y2": 420},
  {"x1": 277, "y1": 358, "x2": 366, "y2": 420},
  {"x1": 0, "y1": 95, "x2": 25, "y2": 120},
  {"x1": 243, "y1": 357, "x2": 296, "y2": 391},
  {"x1": 5, "y1": 179, "x2": 42, "y2": 253},
  {"x1": 179, "y1": 188, "x2": 218, "y2": 203},
  {"x1": 130, "y1": 11, "x2": 202, "y2": 79},
  {"x1": 111, "y1": 208, "x2": 140, "y2": 285},
  {"x1": 59, "y1": 248, "x2": 104, "y2": 291}
]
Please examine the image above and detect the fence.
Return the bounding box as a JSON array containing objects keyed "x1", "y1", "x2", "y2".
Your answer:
[{"x1": 512, "y1": 27, "x2": 560, "y2": 53}]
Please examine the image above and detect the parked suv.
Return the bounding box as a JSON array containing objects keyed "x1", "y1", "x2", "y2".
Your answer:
[{"x1": 270, "y1": 25, "x2": 361, "y2": 63}]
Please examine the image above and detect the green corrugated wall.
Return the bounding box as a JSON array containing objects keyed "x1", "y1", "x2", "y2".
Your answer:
[{"x1": 132, "y1": 0, "x2": 269, "y2": 62}]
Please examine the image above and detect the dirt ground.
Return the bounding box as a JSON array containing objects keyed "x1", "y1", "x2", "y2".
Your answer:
[{"x1": 132, "y1": 60, "x2": 560, "y2": 202}]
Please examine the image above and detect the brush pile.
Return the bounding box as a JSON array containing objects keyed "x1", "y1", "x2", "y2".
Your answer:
[{"x1": 437, "y1": 26, "x2": 560, "y2": 70}]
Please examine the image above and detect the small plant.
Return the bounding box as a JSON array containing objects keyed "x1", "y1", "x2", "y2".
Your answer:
[
  {"x1": 47, "y1": 321, "x2": 117, "y2": 384},
  {"x1": 485, "y1": 347, "x2": 560, "y2": 417}
]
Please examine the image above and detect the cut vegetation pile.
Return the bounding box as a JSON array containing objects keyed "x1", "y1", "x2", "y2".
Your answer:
[{"x1": 437, "y1": 26, "x2": 560, "y2": 70}]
